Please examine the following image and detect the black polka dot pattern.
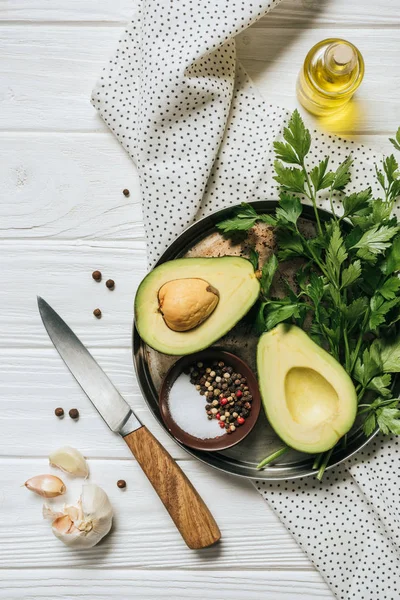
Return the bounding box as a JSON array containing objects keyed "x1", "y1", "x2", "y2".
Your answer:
[{"x1": 255, "y1": 435, "x2": 400, "y2": 599}]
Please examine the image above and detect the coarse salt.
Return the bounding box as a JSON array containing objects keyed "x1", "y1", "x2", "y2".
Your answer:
[{"x1": 167, "y1": 372, "x2": 226, "y2": 440}]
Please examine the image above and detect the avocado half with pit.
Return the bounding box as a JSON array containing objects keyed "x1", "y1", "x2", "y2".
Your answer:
[
  {"x1": 135, "y1": 256, "x2": 260, "y2": 355},
  {"x1": 257, "y1": 324, "x2": 357, "y2": 454}
]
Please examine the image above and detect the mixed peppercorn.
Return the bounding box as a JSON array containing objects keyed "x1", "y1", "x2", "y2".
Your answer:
[{"x1": 184, "y1": 360, "x2": 252, "y2": 434}]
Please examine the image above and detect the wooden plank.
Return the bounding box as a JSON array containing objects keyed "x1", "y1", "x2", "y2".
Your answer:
[
  {"x1": 0, "y1": 240, "x2": 146, "y2": 348},
  {"x1": 0, "y1": 569, "x2": 332, "y2": 599},
  {"x1": 0, "y1": 348, "x2": 190, "y2": 459},
  {"x1": 0, "y1": 27, "x2": 118, "y2": 132},
  {"x1": 256, "y1": 0, "x2": 400, "y2": 27},
  {"x1": 0, "y1": 26, "x2": 398, "y2": 134},
  {"x1": 1, "y1": 133, "x2": 142, "y2": 240},
  {"x1": 237, "y1": 28, "x2": 400, "y2": 135},
  {"x1": 0, "y1": 0, "x2": 398, "y2": 27},
  {"x1": 0, "y1": 458, "x2": 312, "y2": 570}
]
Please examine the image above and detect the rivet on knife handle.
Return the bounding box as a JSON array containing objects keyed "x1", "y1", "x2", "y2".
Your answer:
[{"x1": 123, "y1": 425, "x2": 221, "y2": 549}]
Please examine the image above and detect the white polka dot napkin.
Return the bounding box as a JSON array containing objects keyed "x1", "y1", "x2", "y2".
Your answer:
[{"x1": 91, "y1": 1, "x2": 399, "y2": 598}]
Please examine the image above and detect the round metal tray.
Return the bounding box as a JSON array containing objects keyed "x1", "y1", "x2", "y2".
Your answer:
[{"x1": 132, "y1": 201, "x2": 378, "y2": 480}]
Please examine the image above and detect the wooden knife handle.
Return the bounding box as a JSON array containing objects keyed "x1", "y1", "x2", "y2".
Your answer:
[{"x1": 123, "y1": 426, "x2": 221, "y2": 549}]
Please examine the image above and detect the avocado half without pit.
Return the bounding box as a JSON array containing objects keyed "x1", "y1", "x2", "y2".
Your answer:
[
  {"x1": 135, "y1": 256, "x2": 260, "y2": 355},
  {"x1": 257, "y1": 324, "x2": 357, "y2": 454}
]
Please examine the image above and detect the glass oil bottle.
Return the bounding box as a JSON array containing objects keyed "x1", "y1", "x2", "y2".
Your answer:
[{"x1": 297, "y1": 39, "x2": 365, "y2": 116}]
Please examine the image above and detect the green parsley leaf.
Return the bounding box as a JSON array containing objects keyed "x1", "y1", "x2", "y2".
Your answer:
[
  {"x1": 331, "y1": 156, "x2": 353, "y2": 191},
  {"x1": 343, "y1": 297, "x2": 368, "y2": 330},
  {"x1": 369, "y1": 295, "x2": 399, "y2": 330},
  {"x1": 351, "y1": 224, "x2": 399, "y2": 257},
  {"x1": 216, "y1": 203, "x2": 277, "y2": 234},
  {"x1": 216, "y1": 203, "x2": 258, "y2": 233},
  {"x1": 371, "y1": 199, "x2": 393, "y2": 224},
  {"x1": 375, "y1": 166, "x2": 386, "y2": 190},
  {"x1": 389, "y1": 127, "x2": 400, "y2": 152},
  {"x1": 277, "y1": 229, "x2": 305, "y2": 260},
  {"x1": 362, "y1": 412, "x2": 377, "y2": 437},
  {"x1": 382, "y1": 234, "x2": 400, "y2": 275},
  {"x1": 377, "y1": 406, "x2": 400, "y2": 435},
  {"x1": 327, "y1": 283, "x2": 343, "y2": 309},
  {"x1": 341, "y1": 260, "x2": 361, "y2": 288},
  {"x1": 265, "y1": 303, "x2": 300, "y2": 330},
  {"x1": 249, "y1": 249, "x2": 259, "y2": 271},
  {"x1": 305, "y1": 271, "x2": 325, "y2": 306},
  {"x1": 367, "y1": 374, "x2": 392, "y2": 397},
  {"x1": 259, "y1": 213, "x2": 278, "y2": 226},
  {"x1": 310, "y1": 158, "x2": 335, "y2": 191},
  {"x1": 342, "y1": 188, "x2": 372, "y2": 218},
  {"x1": 378, "y1": 277, "x2": 400, "y2": 300},
  {"x1": 353, "y1": 347, "x2": 382, "y2": 386},
  {"x1": 325, "y1": 222, "x2": 347, "y2": 283},
  {"x1": 383, "y1": 154, "x2": 399, "y2": 183},
  {"x1": 281, "y1": 109, "x2": 311, "y2": 163},
  {"x1": 260, "y1": 254, "x2": 278, "y2": 297},
  {"x1": 275, "y1": 193, "x2": 303, "y2": 225},
  {"x1": 273, "y1": 141, "x2": 301, "y2": 165},
  {"x1": 255, "y1": 301, "x2": 268, "y2": 334},
  {"x1": 216, "y1": 216, "x2": 257, "y2": 233},
  {"x1": 374, "y1": 336, "x2": 400, "y2": 373},
  {"x1": 273, "y1": 161, "x2": 306, "y2": 194}
]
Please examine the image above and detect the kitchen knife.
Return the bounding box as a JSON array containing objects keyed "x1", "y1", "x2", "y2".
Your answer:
[{"x1": 37, "y1": 297, "x2": 221, "y2": 549}]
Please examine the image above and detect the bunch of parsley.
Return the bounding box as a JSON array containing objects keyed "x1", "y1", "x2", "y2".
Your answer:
[{"x1": 217, "y1": 112, "x2": 400, "y2": 479}]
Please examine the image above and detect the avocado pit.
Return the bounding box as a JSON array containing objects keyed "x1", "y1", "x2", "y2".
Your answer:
[{"x1": 158, "y1": 278, "x2": 219, "y2": 332}]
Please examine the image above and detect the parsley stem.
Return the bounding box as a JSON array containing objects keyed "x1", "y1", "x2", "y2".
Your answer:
[
  {"x1": 313, "y1": 453, "x2": 323, "y2": 469},
  {"x1": 349, "y1": 309, "x2": 370, "y2": 374},
  {"x1": 357, "y1": 386, "x2": 367, "y2": 403},
  {"x1": 301, "y1": 162, "x2": 323, "y2": 236},
  {"x1": 328, "y1": 187, "x2": 338, "y2": 221},
  {"x1": 343, "y1": 327, "x2": 351, "y2": 372},
  {"x1": 316, "y1": 448, "x2": 333, "y2": 481},
  {"x1": 256, "y1": 446, "x2": 289, "y2": 469}
]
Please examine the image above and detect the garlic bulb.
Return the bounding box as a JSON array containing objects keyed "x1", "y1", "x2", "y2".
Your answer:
[
  {"x1": 49, "y1": 446, "x2": 89, "y2": 478},
  {"x1": 24, "y1": 474, "x2": 66, "y2": 498},
  {"x1": 43, "y1": 483, "x2": 113, "y2": 548}
]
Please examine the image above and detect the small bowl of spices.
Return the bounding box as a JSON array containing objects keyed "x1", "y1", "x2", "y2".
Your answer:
[{"x1": 159, "y1": 350, "x2": 261, "y2": 451}]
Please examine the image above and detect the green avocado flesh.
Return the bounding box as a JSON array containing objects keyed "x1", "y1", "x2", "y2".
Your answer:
[
  {"x1": 257, "y1": 324, "x2": 357, "y2": 454},
  {"x1": 135, "y1": 256, "x2": 260, "y2": 355}
]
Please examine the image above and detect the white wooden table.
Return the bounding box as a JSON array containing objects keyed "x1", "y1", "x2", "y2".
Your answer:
[{"x1": 1, "y1": 1, "x2": 399, "y2": 597}]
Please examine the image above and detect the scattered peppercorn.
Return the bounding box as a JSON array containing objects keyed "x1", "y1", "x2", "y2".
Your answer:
[
  {"x1": 92, "y1": 270, "x2": 102, "y2": 282},
  {"x1": 69, "y1": 408, "x2": 79, "y2": 420},
  {"x1": 54, "y1": 407, "x2": 64, "y2": 418},
  {"x1": 106, "y1": 279, "x2": 115, "y2": 290},
  {"x1": 117, "y1": 479, "x2": 127, "y2": 489},
  {"x1": 93, "y1": 308, "x2": 102, "y2": 319},
  {"x1": 122, "y1": 189, "x2": 130, "y2": 197}
]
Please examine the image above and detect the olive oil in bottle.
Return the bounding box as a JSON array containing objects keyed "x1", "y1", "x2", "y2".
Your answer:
[{"x1": 297, "y1": 39, "x2": 365, "y2": 116}]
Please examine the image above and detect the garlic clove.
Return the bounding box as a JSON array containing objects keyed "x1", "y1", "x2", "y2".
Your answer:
[
  {"x1": 24, "y1": 474, "x2": 66, "y2": 498},
  {"x1": 49, "y1": 446, "x2": 89, "y2": 478},
  {"x1": 52, "y1": 514, "x2": 79, "y2": 535},
  {"x1": 44, "y1": 483, "x2": 113, "y2": 548},
  {"x1": 43, "y1": 504, "x2": 64, "y2": 521}
]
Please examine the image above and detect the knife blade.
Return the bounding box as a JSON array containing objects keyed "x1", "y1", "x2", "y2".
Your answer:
[
  {"x1": 37, "y1": 296, "x2": 141, "y2": 436},
  {"x1": 37, "y1": 296, "x2": 221, "y2": 549}
]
